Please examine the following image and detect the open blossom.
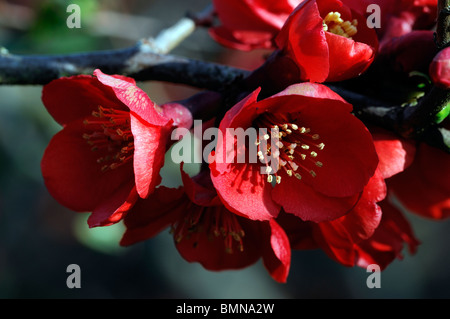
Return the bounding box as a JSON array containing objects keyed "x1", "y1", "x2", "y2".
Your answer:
[
  {"x1": 277, "y1": 126, "x2": 418, "y2": 269},
  {"x1": 276, "y1": 184, "x2": 420, "y2": 270},
  {"x1": 275, "y1": 0, "x2": 378, "y2": 82},
  {"x1": 377, "y1": 0, "x2": 437, "y2": 44},
  {"x1": 210, "y1": 82, "x2": 379, "y2": 223},
  {"x1": 354, "y1": 199, "x2": 420, "y2": 269},
  {"x1": 210, "y1": 0, "x2": 302, "y2": 50},
  {"x1": 41, "y1": 69, "x2": 192, "y2": 227},
  {"x1": 121, "y1": 166, "x2": 291, "y2": 283},
  {"x1": 389, "y1": 142, "x2": 450, "y2": 219},
  {"x1": 345, "y1": 0, "x2": 437, "y2": 46}
]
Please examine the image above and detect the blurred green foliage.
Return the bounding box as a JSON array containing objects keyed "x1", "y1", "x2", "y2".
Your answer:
[{"x1": 6, "y1": 0, "x2": 101, "y2": 54}]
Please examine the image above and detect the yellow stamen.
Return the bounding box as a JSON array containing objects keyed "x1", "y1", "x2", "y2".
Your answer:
[{"x1": 323, "y1": 12, "x2": 358, "y2": 39}]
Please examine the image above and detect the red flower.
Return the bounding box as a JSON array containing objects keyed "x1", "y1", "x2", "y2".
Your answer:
[
  {"x1": 41, "y1": 69, "x2": 191, "y2": 227},
  {"x1": 277, "y1": 168, "x2": 386, "y2": 267},
  {"x1": 121, "y1": 166, "x2": 291, "y2": 283},
  {"x1": 210, "y1": 0, "x2": 301, "y2": 50},
  {"x1": 210, "y1": 83, "x2": 379, "y2": 223},
  {"x1": 429, "y1": 47, "x2": 450, "y2": 89},
  {"x1": 354, "y1": 199, "x2": 420, "y2": 270},
  {"x1": 345, "y1": 0, "x2": 437, "y2": 45},
  {"x1": 380, "y1": 0, "x2": 437, "y2": 43},
  {"x1": 277, "y1": 126, "x2": 418, "y2": 269},
  {"x1": 370, "y1": 126, "x2": 416, "y2": 180},
  {"x1": 389, "y1": 143, "x2": 450, "y2": 219},
  {"x1": 379, "y1": 30, "x2": 436, "y2": 74},
  {"x1": 275, "y1": 0, "x2": 378, "y2": 82}
]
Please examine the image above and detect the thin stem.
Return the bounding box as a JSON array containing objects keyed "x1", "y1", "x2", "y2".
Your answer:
[
  {"x1": 150, "y1": 17, "x2": 196, "y2": 54},
  {"x1": 0, "y1": 44, "x2": 248, "y2": 89},
  {"x1": 435, "y1": 0, "x2": 450, "y2": 49}
]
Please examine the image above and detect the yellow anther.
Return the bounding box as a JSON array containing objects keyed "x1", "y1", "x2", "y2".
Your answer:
[
  {"x1": 324, "y1": 12, "x2": 344, "y2": 24},
  {"x1": 323, "y1": 11, "x2": 358, "y2": 39},
  {"x1": 290, "y1": 162, "x2": 299, "y2": 171}
]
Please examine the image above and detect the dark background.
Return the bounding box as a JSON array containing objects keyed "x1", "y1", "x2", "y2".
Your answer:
[{"x1": 0, "y1": 0, "x2": 449, "y2": 299}]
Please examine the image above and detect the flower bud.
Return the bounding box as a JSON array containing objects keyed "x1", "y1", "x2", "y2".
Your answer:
[{"x1": 429, "y1": 47, "x2": 450, "y2": 89}]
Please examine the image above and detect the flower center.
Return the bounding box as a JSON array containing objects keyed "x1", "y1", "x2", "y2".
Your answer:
[
  {"x1": 253, "y1": 112, "x2": 325, "y2": 184},
  {"x1": 82, "y1": 106, "x2": 134, "y2": 172},
  {"x1": 322, "y1": 11, "x2": 358, "y2": 39},
  {"x1": 173, "y1": 204, "x2": 245, "y2": 254}
]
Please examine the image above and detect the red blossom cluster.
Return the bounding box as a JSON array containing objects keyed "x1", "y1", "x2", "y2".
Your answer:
[{"x1": 40, "y1": 0, "x2": 449, "y2": 283}]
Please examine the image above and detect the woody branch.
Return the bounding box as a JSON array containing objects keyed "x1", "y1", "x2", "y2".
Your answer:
[{"x1": 0, "y1": 2, "x2": 448, "y2": 152}]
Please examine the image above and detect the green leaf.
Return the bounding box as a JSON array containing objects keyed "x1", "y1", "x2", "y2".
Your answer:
[{"x1": 435, "y1": 103, "x2": 450, "y2": 124}]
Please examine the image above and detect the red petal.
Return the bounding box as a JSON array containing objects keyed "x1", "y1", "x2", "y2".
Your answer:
[
  {"x1": 120, "y1": 187, "x2": 186, "y2": 246},
  {"x1": 371, "y1": 126, "x2": 416, "y2": 179},
  {"x1": 283, "y1": 98, "x2": 378, "y2": 197},
  {"x1": 271, "y1": 82, "x2": 350, "y2": 103},
  {"x1": 88, "y1": 185, "x2": 138, "y2": 227},
  {"x1": 272, "y1": 172, "x2": 360, "y2": 222},
  {"x1": 276, "y1": 0, "x2": 329, "y2": 82},
  {"x1": 338, "y1": 168, "x2": 385, "y2": 242},
  {"x1": 42, "y1": 75, "x2": 127, "y2": 126},
  {"x1": 213, "y1": 0, "x2": 290, "y2": 32},
  {"x1": 314, "y1": 221, "x2": 356, "y2": 266},
  {"x1": 130, "y1": 114, "x2": 168, "y2": 198},
  {"x1": 212, "y1": 88, "x2": 261, "y2": 174},
  {"x1": 94, "y1": 69, "x2": 170, "y2": 127},
  {"x1": 389, "y1": 144, "x2": 450, "y2": 219},
  {"x1": 41, "y1": 119, "x2": 134, "y2": 213},
  {"x1": 262, "y1": 219, "x2": 291, "y2": 283},
  {"x1": 180, "y1": 164, "x2": 220, "y2": 206},
  {"x1": 275, "y1": 212, "x2": 318, "y2": 250},
  {"x1": 175, "y1": 208, "x2": 263, "y2": 271},
  {"x1": 355, "y1": 199, "x2": 420, "y2": 270},
  {"x1": 312, "y1": 169, "x2": 386, "y2": 266},
  {"x1": 209, "y1": 27, "x2": 275, "y2": 50},
  {"x1": 325, "y1": 32, "x2": 375, "y2": 82},
  {"x1": 210, "y1": 162, "x2": 281, "y2": 221}
]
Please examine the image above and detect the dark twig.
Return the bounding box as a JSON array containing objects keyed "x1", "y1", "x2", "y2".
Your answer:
[
  {"x1": 0, "y1": 41, "x2": 248, "y2": 90},
  {"x1": 0, "y1": 1, "x2": 449, "y2": 153},
  {"x1": 435, "y1": 0, "x2": 450, "y2": 49}
]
